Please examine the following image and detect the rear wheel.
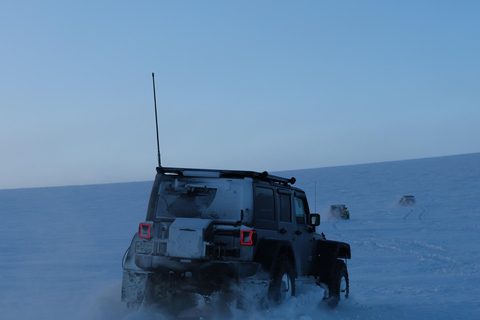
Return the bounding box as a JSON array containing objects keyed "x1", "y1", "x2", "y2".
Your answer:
[
  {"x1": 268, "y1": 256, "x2": 295, "y2": 304},
  {"x1": 327, "y1": 260, "x2": 349, "y2": 307}
]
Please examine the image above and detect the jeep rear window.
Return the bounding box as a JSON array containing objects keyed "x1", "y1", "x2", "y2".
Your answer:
[{"x1": 154, "y1": 176, "x2": 244, "y2": 221}]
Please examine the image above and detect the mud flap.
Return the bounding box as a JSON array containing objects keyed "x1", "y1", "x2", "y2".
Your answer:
[{"x1": 121, "y1": 270, "x2": 149, "y2": 303}]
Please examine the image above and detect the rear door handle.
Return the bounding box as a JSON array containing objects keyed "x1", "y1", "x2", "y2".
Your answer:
[
  {"x1": 279, "y1": 228, "x2": 287, "y2": 234},
  {"x1": 295, "y1": 230, "x2": 302, "y2": 236}
]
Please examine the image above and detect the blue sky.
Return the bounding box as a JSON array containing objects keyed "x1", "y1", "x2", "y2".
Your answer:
[{"x1": 1, "y1": 1, "x2": 479, "y2": 189}]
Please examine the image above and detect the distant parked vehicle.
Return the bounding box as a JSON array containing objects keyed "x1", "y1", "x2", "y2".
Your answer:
[
  {"x1": 399, "y1": 195, "x2": 416, "y2": 206},
  {"x1": 329, "y1": 205, "x2": 350, "y2": 220}
]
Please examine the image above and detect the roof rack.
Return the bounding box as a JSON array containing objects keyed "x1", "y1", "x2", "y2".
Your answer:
[{"x1": 156, "y1": 167, "x2": 296, "y2": 185}]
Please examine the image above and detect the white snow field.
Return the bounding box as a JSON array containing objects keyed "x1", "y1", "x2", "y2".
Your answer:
[{"x1": 1, "y1": 153, "x2": 479, "y2": 320}]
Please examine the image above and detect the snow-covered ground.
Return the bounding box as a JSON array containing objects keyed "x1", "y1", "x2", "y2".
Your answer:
[{"x1": 1, "y1": 153, "x2": 479, "y2": 320}]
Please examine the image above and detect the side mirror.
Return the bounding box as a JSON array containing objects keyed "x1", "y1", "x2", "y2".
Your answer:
[{"x1": 309, "y1": 213, "x2": 320, "y2": 227}]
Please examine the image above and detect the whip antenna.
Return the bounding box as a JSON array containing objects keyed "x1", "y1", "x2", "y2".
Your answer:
[{"x1": 152, "y1": 72, "x2": 161, "y2": 167}]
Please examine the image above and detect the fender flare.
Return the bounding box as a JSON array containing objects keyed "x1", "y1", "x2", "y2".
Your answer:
[
  {"x1": 313, "y1": 240, "x2": 351, "y2": 282},
  {"x1": 254, "y1": 238, "x2": 297, "y2": 277}
]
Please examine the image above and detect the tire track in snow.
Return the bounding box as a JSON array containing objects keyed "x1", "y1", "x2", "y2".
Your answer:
[
  {"x1": 402, "y1": 209, "x2": 413, "y2": 222},
  {"x1": 353, "y1": 236, "x2": 470, "y2": 275},
  {"x1": 418, "y1": 207, "x2": 426, "y2": 220},
  {"x1": 402, "y1": 206, "x2": 426, "y2": 222}
]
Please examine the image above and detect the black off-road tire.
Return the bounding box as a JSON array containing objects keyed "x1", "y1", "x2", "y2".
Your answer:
[
  {"x1": 268, "y1": 256, "x2": 295, "y2": 304},
  {"x1": 327, "y1": 259, "x2": 349, "y2": 307}
]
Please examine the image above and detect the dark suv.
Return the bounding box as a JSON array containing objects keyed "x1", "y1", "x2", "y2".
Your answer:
[
  {"x1": 399, "y1": 195, "x2": 416, "y2": 206},
  {"x1": 122, "y1": 167, "x2": 351, "y2": 310}
]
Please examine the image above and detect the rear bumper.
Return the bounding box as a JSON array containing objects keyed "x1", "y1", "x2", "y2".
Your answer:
[{"x1": 135, "y1": 253, "x2": 260, "y2": 278}]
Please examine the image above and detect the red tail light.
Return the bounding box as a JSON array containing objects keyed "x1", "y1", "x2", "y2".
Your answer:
[
  {"x1": 240, "y1": 230, "x2": 256, "y2": 246},
  {"x1": 139, "y1": 222, "x2": 152, "y2": 239}
]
